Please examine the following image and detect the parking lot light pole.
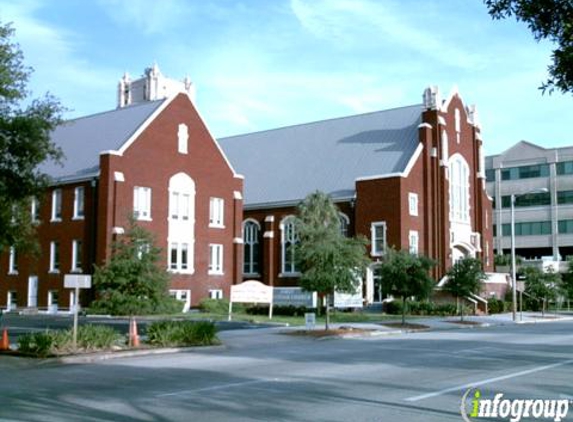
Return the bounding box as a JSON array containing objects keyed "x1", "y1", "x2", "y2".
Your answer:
[
  {"x1": 510, "y1": 188, "x2": 549, "y2": 322},
  {"x1": 511, "y1": 194, "x2": 517, "y2": 322}
]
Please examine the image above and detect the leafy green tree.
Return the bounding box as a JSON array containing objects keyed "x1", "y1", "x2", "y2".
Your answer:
[
  {"x1": 296, "y1": 191, "x2": 370, "y2": 330},
  {"x1": 484, "y1": 0, "x2": 573, "y2": 94},
  {"x1": 562, "y1": 257, "x2": 573, "y2": 302},
  {"x1": 91, "y1": 219, "x2": 179, "y2": 316},
  {"x1": 444, "y1": 258, "x2": 485, "y2": 321},
  {"x1": 0, "y1": 22, "x2": 63, "y2": 252},
  {"x1": 377, "y1": 248, "x2": 436, "y2": 326},
  {"x1": 523, "y1": 266, "x2": 561, "y2": 315}
]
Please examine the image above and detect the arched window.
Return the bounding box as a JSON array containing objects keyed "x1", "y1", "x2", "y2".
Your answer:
[
  {"x1": 281, "y1": 216, "x2": 299, "y2": 274},
  {"x1": 243, "y1": 219, "x2": 260, "y2": 275},
  {"x1": 449, "y1": 155, "x2": 470, "y2": 223},
  {"x1": 168, "y1": 173, "x2": 195, "y2": 273},
  {"x1": 339, "y1": 213, "x2": 350, "y2": 237}
]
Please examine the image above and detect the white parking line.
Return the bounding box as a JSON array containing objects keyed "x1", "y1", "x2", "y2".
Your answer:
[
  {"x1": 404, "y1": 359, "x2": 573, "y2": 402},
  {"x1": 156, "y1": 378, "x2": 280, "y2": 397}
]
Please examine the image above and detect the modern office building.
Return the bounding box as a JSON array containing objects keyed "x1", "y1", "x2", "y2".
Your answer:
[{"x1": 485, "y1": 141, "x2": 573, "y2": 261}]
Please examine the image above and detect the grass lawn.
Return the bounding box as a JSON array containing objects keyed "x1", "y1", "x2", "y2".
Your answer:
[{"x1": 178, "y1": 310, "x2": 428, "y2": 326}]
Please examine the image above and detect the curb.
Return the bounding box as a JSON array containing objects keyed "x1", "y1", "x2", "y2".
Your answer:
[{"x1": 56, "y1": 344, "x2": 227, "y2": 364}]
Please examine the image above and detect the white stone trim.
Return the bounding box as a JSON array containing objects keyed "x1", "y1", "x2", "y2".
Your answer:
[
  {"x1": 233, "y1": 237, "x2": 244, "y2": 244},
  {"x1": 263, "y1": 231, "x2": 274, "y2": 238},
  {"x1": 264, "y1": 215, "x2": 275, "y2": 222},
  {"x1": 112, "y1": 227, "x2": 125, "y2": 234},
  {"x1": 114, "y1": 171, "x2": 125, "y2": 182},
  {"x1": 233, "y1": 191, "x2": 243, "y2": 200},
  {"x1": 418, "y1": 123, "x2": 432, "y2": 129}
]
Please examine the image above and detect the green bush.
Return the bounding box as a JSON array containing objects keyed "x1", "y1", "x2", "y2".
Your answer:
[
  {"x1": 17, "y1": 332, "x2": 55, "y2": 357},
  {"x1": 147, "y1": 320, "x2": 219, "y2": 347},
  {"x1": 198, "y1": 298, "x2": 242, "y2": 314},
  {"x1": 383, "y1": 300, "x2": 460, "y2": 316},
  {"x1": 17, "y1": 325, "x2": 123, "y2": 357},
  {"x1": 246, "y1": 305, "x2": 310, "y2": 316},
  {"x1": 488, "y1": 298, "x2": 505, "y2": 314}
]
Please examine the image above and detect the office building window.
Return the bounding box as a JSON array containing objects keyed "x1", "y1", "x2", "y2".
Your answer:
[
  {"x1": 133, "y1": 186, "x2": 152, "y2": 220},
  {"x1": 50, "y1": 241, "x2": 60, "y2": 272},
  {"x1": 73, "y1": 187, "x2": 85, "y2": 219},
  {"x1": 208, "y1": 244, "x2": 223, "y2": 275},
  {"x1": 51, "y1": 189, "x2": 62, "y2": 221},
  {"x1": 371, "y1": 222, "x2": 387, "y2": 256},
  {"x1": 501, "y1": 164, "x2": 549, "y2": 181},
  {"x1": 209, "y1": 197, "x2": 224, "y2": 227},
  {"x1": 501, "y1": 221, "x2": 551, "y2": 236}
]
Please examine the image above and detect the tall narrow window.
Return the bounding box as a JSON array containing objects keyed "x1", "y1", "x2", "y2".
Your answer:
[
  {"x1": 371, "y1": 222, "x2": 387, "y2": 256},
  {"x1": 50, "y1": 241, "x2": 60, "y2": 272},
  {"x1": 73, "y1": 186, "x2": 85, "y2": 219},
  {"x1": 339, "y1": 213, "x2": 350, "y2": 237},
  {"x1": 281, "y1": 216, "x2": 299, "y2": 274},
  {"x1": 170, "y1": 192, "x2": 180, "y2": 219},
  {"x1": 449, "y1": 155, "x2": 470, "y2": 223},
  {"x1": 178, "y1": 123, "x2": 189, "y2": 154},
  {"x1": 409, "y1": 230, "x2": 419, "y2": 255},
  {"x1": 8, "y1": 247, "x2": 17, "y2": 274},
  {"x1": 72, "y1": 240, "x2": 82, "y2": 272},
  {"x1": 168, "y1": 173, "x2": 195, "y2": 274},
  {"x1": 51, "y1": 189, "x2": 62, "y2": 221},
  {"x1": 408, "y1": 193, "x2": 418, "y2": 216},
  {"x1": 243, "y1": 220, "x2": 260, "y2": 275},
  {"x1": 209, "y1": 197, "x2": 224, "y2": 227},
  {"x1": 133, "y1": 186, "x2": 152, "y2": 220},
  {"x1": 208, "y1": 244, "x2": 223, "y2": 275},
  {"x1": 31, "y1": 197, "x2": 40, "y2": 223}
]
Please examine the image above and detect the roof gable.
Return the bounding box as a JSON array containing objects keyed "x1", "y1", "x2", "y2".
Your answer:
[
  {"x1": 39, "y1": 99, "x2": 166, "y2": 183},
  {"x1": 219, "y1": 104, "x2": 423, "y2": 207},
  {"x1": 500, "y1": 140, "x2": 547, "y2": 161}
]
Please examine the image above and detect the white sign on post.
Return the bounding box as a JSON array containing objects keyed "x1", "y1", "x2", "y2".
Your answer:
[
  {"x1": 64, "y1": 275, "x2": 92, "y2": 289},
  {"x1": 229, "y1": 280, "x2": 273, "y2": 320},
  {"x1": 64, "y1": 274, "x2": 92, "y2": 351}
]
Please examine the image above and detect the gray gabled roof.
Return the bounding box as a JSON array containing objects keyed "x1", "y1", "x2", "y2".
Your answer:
[
  {"x1": 219, "y1": 104, "x2": 423, "y2": 207},
  {"x1": 40, "y1": 99, "x2": 166, "y2": 183}
]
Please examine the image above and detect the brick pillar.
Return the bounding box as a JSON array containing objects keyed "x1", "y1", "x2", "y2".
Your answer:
[
  {"x1": 233, "y1": 190, "x2": 244, "y2": 285},
  {"x1": 263, "y1": 215, "x2": 275, "y2": 286}
]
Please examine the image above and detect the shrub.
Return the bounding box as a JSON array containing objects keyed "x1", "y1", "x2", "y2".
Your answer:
[
  {"x1": 17, "y1": 325, "x2": 123, "y2": 357},
  {"x1": 198, "y1": 298, "x2": 244, "y2": 315},
  {"x1": 383, "y1": 300, "x2": 459, "y2": 316},
  {"x1": 147, "y1": 320, "x2": 219, "y2": 347},
  {"x1": 488, "y1": 298, "x2": 505, "y2": 314},
  {"x1": 17, "y1": 332, "x2": 55, "y2": 357},
  {"x1": 246, "y1": 305, "x2": 310, "y2": 316}
]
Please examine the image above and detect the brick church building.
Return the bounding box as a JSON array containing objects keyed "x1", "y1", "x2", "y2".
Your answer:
[{"x1": 0, "y1": 66, "x2": 493, "y2": 311}]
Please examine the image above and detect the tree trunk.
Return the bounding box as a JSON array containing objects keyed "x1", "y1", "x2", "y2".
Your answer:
[
  {"x1": 325, "y1": 294, "x2": 330, "y2": 331},
  {"x1": 460, "y1": 297, "x2": 465, "y2": 322},
  {"x1": 401, "y1": 297, "x2": 406, "y2": 326},
  {"x1": 542, "y1": 299, "x2": 546, "y2": 317}
]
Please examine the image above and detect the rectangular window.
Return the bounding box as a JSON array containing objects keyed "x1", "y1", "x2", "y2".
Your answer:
[
  {"x1": 209, "y1": 289, "x2": 223, "y2": 299},
  {"x1": 557, "y1": 161, "x2": 573, "y2": 175},
  {"x1": 170, "y1": 192, "x2": 180, "y2": 219},
  {"x1": 73, "y1": 186, "x2": 85, "y2": 219},
  {"x1": 170, "y1": 243, "x2": 178, "y2": 270},
  {"x1": 181, "y1": 243, "x2": 188, "y2": 270},
  {"x1": 409, "y1": 231, "x2": 419, "y2": 255},
  {"x1": 7, "y1": 291, "x2": 17, "y2": 310},
  {"x1": 133, "y1": 187, "x2": 151, "y2": 220},
  {"x1": 502, "y1": 221, "x2": 551, "y2": 236},
  {"x1": 208, "y1": 244, "x2": 223, "y2": 274},
  {"x1": 8, "y1": 247, "x2": 17, "y2": 274},
  {"x1": 408, "y1": 193, "x2": 418, "y2": 217},
  {"x1": 501, "y1": 192, "x2": 550, "y2": 208},
  {"x1": 72, "y1": 240, "x2": 82, "y2": 272},
  {"x1": 31, "y1": 197, "x2": 40, "y2": 223},
  {"x1": 558, "y1": 220, "x2": 573, "y2": 234},
  {"x1": 51, "y1": 189, "x2": 62, "y2": 221},
  {"x1": 209, "y1": 197, "x2": 224, "y2": 227},
  {"x1": 181, "y1": 194, "x2": 190, "y2": 220},
  {"x1": 501, "y1": 164, "x2": 549, "y2": 180},
  {"x1": 48, "y1": 290, "x2": 59, "y2": 312},
  {"x1": 558, "y1": 190, "x2": 573, "y2": 205},
  {"x1": 485, "y1": 169, "x2": 495, "y2": 182},
  {"x1": 371, "y1": 222, "x2": 386, "y2": 256},
  {"x1": 50, "y1": 241, "x2": 60, "y2": 272}
]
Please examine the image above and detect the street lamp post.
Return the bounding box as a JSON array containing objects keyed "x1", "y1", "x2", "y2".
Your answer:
[
  {"x1": 510, "y1": 188, "x2": 549, "y2": 322},
  {"x1": 511, "y1": 194, "x2": 517, "y2": 322}
]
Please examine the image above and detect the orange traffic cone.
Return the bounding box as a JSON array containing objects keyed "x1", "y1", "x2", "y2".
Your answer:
[
  {"x1": 130, "y1": 319, "x2": 140, "y2": 348},
  {"x1": 0, "y1": 329, "x2": 9, "y2": 351}
]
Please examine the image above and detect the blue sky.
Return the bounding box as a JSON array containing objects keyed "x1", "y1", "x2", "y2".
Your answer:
[{"x1": 1, "y1": 0, "x2": 571, "y2": 155}]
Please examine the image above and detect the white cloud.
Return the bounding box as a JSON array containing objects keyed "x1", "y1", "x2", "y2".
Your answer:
[
  {"x1": 0, "y1": 1, "x2": 117, "y2": 115},
  {"x1": 290, "y1": 0, "x2": 482, "y2": 69},
  {"x1": 97, "y1": 0, "x2": 193, "y2": 35}
]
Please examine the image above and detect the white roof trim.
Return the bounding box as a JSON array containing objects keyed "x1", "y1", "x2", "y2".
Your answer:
[
  {"x1": 441, "y1": 85, "x2": 461, "y2": 112},
  {"x1": 418, "y1": 123, "x2": 432, "y2": 129},
  {"x1": 193, "y1": 100, "x2": 241, "y2": 178},
  {"x1": 355, "y1": 142, "x2": 423, "y2": 182}
]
